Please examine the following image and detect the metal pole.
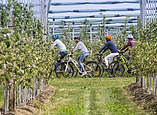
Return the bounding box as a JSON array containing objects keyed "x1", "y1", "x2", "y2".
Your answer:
[
  {"x1": 148, "y1": 0, "x2": 151, "y2": 22},
  {"x1": 154, "y1": 0, "x2": 157, "y2": 21},
  {"x1": 90, "y1": 24, "x2": 92, "y2": 57},
  {"x1": 144, "y1": 0, "x2": 147, "y2": 26},
  {"x1": 72, "y1": 22, "x2": 74, "y2": 40},
  {"x1": 140, "y1": 0, "x2": 144, "y2": 25},
  {"x1": 53, "y1": 18, "x2": 55, "y2": 35},
  {"x1": 90, "y1": 24, "x2": 92, "y2": 42},
  {"x1": 40, "y1": 0, "x2": 42, "y2": 21},
  {"x1": 156, "y1": 0, "x2": 157, "y2": 20}
]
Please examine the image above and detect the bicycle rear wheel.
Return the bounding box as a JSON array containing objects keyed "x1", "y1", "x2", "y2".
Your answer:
[
  {"x1": 100, "y1": 63, "x2": 105, "y2": 77},
  {"x1": 100, "y1": 62, "x2": 113, "y2": 77},
  {"x1": 85, "y1": 61, "x2": 101, "y2": 78},
  {"x1": 48, "y1": 67, "x2": 54, "y2": 79},
  {"x1": 55, "y1": 62, "x2": 74, "y2": 78},
  {"x1": 112, "y1": 61, "x2": 125, "y2": 77}
]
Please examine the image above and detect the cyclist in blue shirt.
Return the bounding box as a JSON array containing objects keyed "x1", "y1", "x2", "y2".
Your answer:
[{"x1": 98, "y1": 35, "x2": 119, "y2": 69}]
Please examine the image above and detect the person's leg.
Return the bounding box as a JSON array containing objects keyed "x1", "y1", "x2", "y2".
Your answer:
[
  {"x1": 55, "y1": 51, "x2": 68, "y2": 70},
  {"x1": 77, "y1": 55, "x2": 81, "y2": 68},
  {"x1": 78, "y1": 54, "x2": 85, "y2": 72},
  {"x1": 78, "y1": 53, "x2": 89, "y2": 73},
  {"x1": 55, "y1": 56, "x2": 60, "y2": 70},
  {"x1": 105, "y1": 53, "x2": 119, "y2": 68},
  {"x1": 124, "y1": 55, "x2": 130, "y2": 62},
  {"x1": 59, "y1": 51, "x2": 68, "y2": 61},
  {"x1": 105, "y1": 54, "x2": 111, "y2": 68}
]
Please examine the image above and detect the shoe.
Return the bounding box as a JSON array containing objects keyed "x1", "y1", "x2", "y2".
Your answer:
[
  {"x1": 127, "y1": 69, "x2": 131, "y2": 74},
  {"x1": 128, "y1": 68, "x2": 136, "y2": 74},
  {"x1": 81, "y1": 71, "x2": 87, "y2": 76},
  {"x1": 105, "y1": 68, "x2": 110, "y2": 72},
  {"x1": 132, "y1": 68, "x2": 136, "y2": 71}
]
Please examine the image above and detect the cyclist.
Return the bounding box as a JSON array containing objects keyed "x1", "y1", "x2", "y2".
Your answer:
[
  {"x1": 51, "y1": 34, "x2": 68, "y2": 69},
  {"x1": 120, "y1": 34, "x2": 135, "y2": 59},
  {"x1": 98, "y1": 35, "x2": 119, "y2": 69},
  {"x1": 120, "y1": 34, "x2": 136, "y2": 72},
  {"x1": 72, "y1": 37, "x2": 89, "y2": 76}
]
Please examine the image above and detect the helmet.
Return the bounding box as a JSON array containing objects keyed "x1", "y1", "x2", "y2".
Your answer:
[
  {"x1": 74, "y1": 36, "x2": 80, "y2": 40},
  {"x1": 104, "y1": 35, "x2": 112, "y2": 39},
  {"x1": 52, "y1": 35, "x2": 59, "y2": 39},
  {"x1": 127, "y1": 34, "x2": 134, "y2": 39}
]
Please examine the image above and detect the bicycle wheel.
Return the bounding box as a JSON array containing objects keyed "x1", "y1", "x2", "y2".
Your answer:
[
  {"x1": 55, "y1": 62, "x2": 74, "y2": 78},
  {"x1": 100, "y1": 62, "x2": 113, "y2": 77},
  {"x1": 70, "y1": 64, "x2": 79, "y2": 78},
  {"x1": 85, "y1": 61, "x2": 101, "y2": 78},
  {"x1": 100, "y1": 63, "x2": 105, "y2": 77},
  {"x1": 112, "y1": 61, "x2": 125, "y2": 77},
  {"x1": 48, "y1": 63, "x2": 56, "y2": 79},
  {"x1": 48, "y1": 68, "x2": 54, "y2": 79}
]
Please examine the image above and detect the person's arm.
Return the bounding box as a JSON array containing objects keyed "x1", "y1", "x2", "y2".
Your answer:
[
  {"x1": 51, "y1": 41, "x2": 57, "y2": 48},
  {"x1": 72, "y1": 42, "x2": 80, "y2": 53},
  {"x1": 99, "y1": 42, "x2": 108, "y2": 56},
  {"x1": 120, "y1": 42, "x2": 130, "y2": 51}
]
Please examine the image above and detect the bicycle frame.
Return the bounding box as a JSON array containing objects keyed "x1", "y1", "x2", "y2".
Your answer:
[
  {"x1": 119, "y1": 54, "x2": 129, "y2": 72},
  {"x1": 65, "y1": 55, "x2": 87, "y2": 73}
]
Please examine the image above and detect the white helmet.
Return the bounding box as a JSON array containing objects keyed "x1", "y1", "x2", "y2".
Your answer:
[{"x1": 127, "y1": 34, "x2": 134, "y2": 39}]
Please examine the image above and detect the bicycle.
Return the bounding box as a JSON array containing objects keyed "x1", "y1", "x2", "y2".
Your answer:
[
  {"x1": 111, "y1": 51, "x2": 135, "y2": 77},
  {"x1": 55, "y1": 53, "x2": 101, "y2": 78},
  {"x1": 96, "y1": 54, "x2": 114, "y2": 77},
  {"x1": 48, "y1": 55, "x2": 69, "y2": 79}
]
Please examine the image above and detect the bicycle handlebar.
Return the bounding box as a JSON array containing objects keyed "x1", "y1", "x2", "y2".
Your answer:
[
  {"x1": 67, "y1": 53, "x2": 73, "y2": 57},
  {"x1": 95, "y1": 53, "x2": 103, "y2": 63},
  {"x1": 118, "y1": 50, "x2": 124, "y2": 55}
]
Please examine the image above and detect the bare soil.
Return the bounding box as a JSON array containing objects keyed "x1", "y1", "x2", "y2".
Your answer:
[
  {"x1": 125, "y1": 83, "x2": 157, "y2": 114},
  {"x1": 8, "y1": 85, "x2": 55, "y2": 115}
]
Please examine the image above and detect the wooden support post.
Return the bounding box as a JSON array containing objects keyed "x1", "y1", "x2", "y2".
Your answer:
[
  {"x1": 33, "y1": 77, "x2": 37, "y2": 98},
  {"x1": 153, "y1": 74, "x2": 156, "y2": 95},
  {"x1": 21, "y1": 87, "x2": 24, "y2": 104},
  {"x1": 19, "y1": 85, "x2": 21, "y2": 105},
  {"x1": 147, "y1": 75, "x2": 150, "y2": 93},
  {"x1": 3, "y1": 82, "x2": 6, "y2": 114},
  {"x1": 14, "y1": 85, "x2": 16, "y2": 110},
  {"x1": 30, "y1": 88, "x2": 33, "y2": 101},
  {"x1": 37, "y1": 79, "x2": 40, "y2": 96},
  {"x1": 156, "y1": 75, "x2": 157, "y2": 96},
  {"x1": 9, "y1": 79, "x2": 15, "y2": 111},
  {"x1": 144, "y1": 76, "x2": 146, "y2": 88},
  {"x1": 150, "y1": 74, "x2": 151, "y2": 90},
  {"x1": 16, "y1": 86, "x2": 18, "y2": 106},
  {"x1": 141, "y1": 76, "x2": 143, "y2": 88}
]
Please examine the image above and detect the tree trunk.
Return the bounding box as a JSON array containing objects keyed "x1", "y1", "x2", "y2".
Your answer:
[{"x1": 9, "y1": 79, "x2": 15, "y2": 111}]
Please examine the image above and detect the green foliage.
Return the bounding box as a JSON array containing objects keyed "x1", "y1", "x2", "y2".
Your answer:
[
  {"x1": 0, "y1": 0, "x2": 54, "y2": 88},
  {"x1": 107, "y1": 104, "x2": 132, "y2": 115},
  {"x1": 45, "y1": 78, "x2": 148, "y2": 115},
  {"x1": 131, "y1": 19, "x2": 157, "y2": 76},
  {"x1": 0, "y1": 0, "x2": 11, "y2": 27},
  {"x1": 0, "y1": 0, "x2": 156, "y2": 99}
]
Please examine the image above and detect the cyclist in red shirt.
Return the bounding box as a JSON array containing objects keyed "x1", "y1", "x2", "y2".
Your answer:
[
  {"x1": 120, "y1": 34, "x2": 136, "y2": 72},
  {"x1": 120, "y1": 34, "x2": 135, "y2": 59}
]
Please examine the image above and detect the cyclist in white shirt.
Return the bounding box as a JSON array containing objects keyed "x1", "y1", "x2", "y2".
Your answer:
[
  {"x1": 72, "y1": 37, "x2": 89, "y2": 76},
  {"x1": 51, "y1": 35, "x2": 68, "y2": 69}
]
